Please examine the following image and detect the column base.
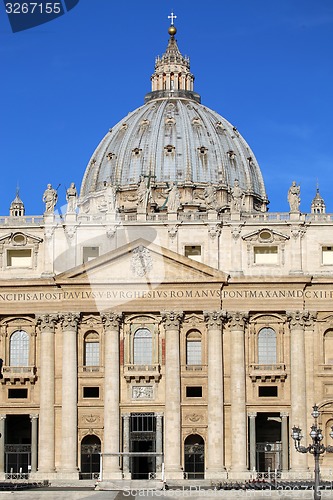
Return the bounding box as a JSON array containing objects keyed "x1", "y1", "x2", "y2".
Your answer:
[
  {"x1": 164, "y1": 468, "x2": 184, "y2": 480},
  {"x1": 205, "y1": 469, "x2": 228, "y2": 480},
  {"x1": 101, "y1": 470, "x2": 123, "y2": 481},
  {"x1": 56, "y1": 470, "x2": 79, "y2": 480},
  {"x1": 30, "y1": 471, "x2": 58, "y2": 481},
  {"x1": 228, "y1": 469, "x2": 252, "y2": 481}
]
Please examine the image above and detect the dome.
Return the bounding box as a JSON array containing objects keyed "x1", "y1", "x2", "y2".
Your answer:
[{"x1": 80, "y1": 25, "x2": 268, "y2": 215}]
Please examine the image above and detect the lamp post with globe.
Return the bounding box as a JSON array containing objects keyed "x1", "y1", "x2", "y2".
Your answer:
[{"x1": 291, "y1": 405, "x2": 333, "y2": 500}]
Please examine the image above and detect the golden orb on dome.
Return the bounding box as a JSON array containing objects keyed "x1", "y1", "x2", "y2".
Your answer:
[{"x1": 168, "y1": 25, "x2": 177, "y2": 36}]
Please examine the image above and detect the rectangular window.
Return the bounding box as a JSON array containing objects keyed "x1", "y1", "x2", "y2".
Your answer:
[
  {"x1": 83, "y1": 246, "x2": 99, "y2": 264},
  {"x1": 83, "y1": 386, "x2": 100, "y2": 398},
  {"x1": 8, "y1": 388, "x2": 28, "y2": 399},
  {"x1": 186, "y1": 386, "x2": 202, "y2": 398},
  {"x1": 254, "y1": 246, "x2": 278, "y2": 265},
  {"x1": 85, "y1": 342, "x2": 100, "y2": 366},
  {"x1": 7, "y1": 249, "x2": 32, "y2": 268},
  {"x1": 322, "y1": 247, "x2": 333, "y2": 265},
  {"x1": 185, "y1": 245, "x2": 202, "y2": 262},
  {"x1": 258, "y1": 386, "x2": 278, "y2": 397},
  {"x1": 186, "y1": 340, "x2": 202, "y2": 365}
]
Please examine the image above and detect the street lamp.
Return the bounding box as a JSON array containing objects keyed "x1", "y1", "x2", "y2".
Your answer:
[{"x1": 291, "y1": 404, "x2": 333, "y2": 500}]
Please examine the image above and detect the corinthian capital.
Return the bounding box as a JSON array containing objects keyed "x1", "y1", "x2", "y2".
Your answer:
[
  {"x1": 101, "y1": 311, "x2": 123, "y2": 330},
  {"x1": 203, "y1": 311, "x2": 225, "y2": 329},
  {"x1": 287, "y1": 310, "x2": 308, "y2": 329},
  {"x1": 36, "y1": 313, "x2": 58, "y2": 332},
  {"x1": 161, "y1": 311, "x2": 184, "y2": 330},
  {"x1": 228, "y1": 311, "x2": 248, "y2": 330},
  {"x1": 60, "y1": 312, "x2": 80, "y2": 331}
]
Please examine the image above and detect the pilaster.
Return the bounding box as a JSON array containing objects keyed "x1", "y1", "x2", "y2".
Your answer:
[
  {"x1": 229, "y1": 312, "x2": 248, "y2": 474},
  {"x1": 59, "y1": 312, "x2": 80, "y2": 477},
  {"x1": 101, "y1": 312, "x2": 123, "y2": 480},
  {"x1": 0, "y1": 415, "x2": 6, "y2": 477},
  {"x1": 155, "y1": 412, "x2": 163, "y2": 478},
  {"x1": 161, "y1": 311, "x2": 183, "y2": 480},
  {"x1": 280, "y1": 412, "x2": 289, "y2": 472},
  {"x1": 203, "y1": 311, "x2": 227, "y2": 478},
  {"x1": 36, "y1": 313, "x2": 57, "y2": 475},
  {"x1": 122, "y1": 413, "x2": 130, "y2": 479},
  {"x1": 30, "y1": 414, "x2": 39, "y2": 473},
  {"x1": 287, "y1": 311, "x2": 308, "y2": 471},
  {"x1": 248, "y1": 412, "x2": 257, "y2": 472}
]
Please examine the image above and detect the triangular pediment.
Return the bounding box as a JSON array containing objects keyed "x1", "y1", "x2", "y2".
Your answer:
[
  {"x1": 0, "y1": 231, "x2": 43, "y2": 245},
  {"x1": 56, "y1": 238, "x2": 228, "y2": 284},
  {"x1": 242, "y1": 228, "x2": 289, "y2": 242}
]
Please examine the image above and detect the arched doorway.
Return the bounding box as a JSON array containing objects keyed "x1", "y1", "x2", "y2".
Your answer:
[
  {"x1": 80, "y1": 435, "x2": 101, "y2": 480},
  {"x1": 184, "y1": 434, "x2": 204, "y2": 479}
]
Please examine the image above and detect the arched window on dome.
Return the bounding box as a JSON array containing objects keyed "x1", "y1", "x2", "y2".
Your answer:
[
  {"x1": 133, "y1": 328, "x2": 152, "y2": 365},
  {"x1": 186, "y1": 330, "x2": 202, "y2": 366},
  {"x1": 10, "y1": 330, "x2": 29, "y2": 367},
  {"x1": 258, "y1": 327, "x2": 277, "y2": 365},
  {"x1": 84, "y1": 331, "x2": 100, "y2": 367},
  {"x1": 324, "y1": 330, "x2": 333, "y2": 365}
]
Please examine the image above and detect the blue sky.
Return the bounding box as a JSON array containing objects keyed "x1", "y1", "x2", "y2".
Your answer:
[{"x1": 0, "y1": 0, "x2": 332, "y2": 215}]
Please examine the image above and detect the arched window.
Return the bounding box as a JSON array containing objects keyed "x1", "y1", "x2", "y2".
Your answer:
[
  {"x1": 186, "y1": 330, "x2": 202, "y2": 365},
  {"x1": 84, "y1": 331, "x2": 100, "y2": 367},
  {"x1": 10, "y1": 330, "x2": 29, "y2": 367},
  {"x1": 133, "y1": 328, "x2": 152, "y2": 365},
  {"x1": 324, "y1": 330, "x2": 333, "y2": 365},
  {"x1": 258, "y1": 327, "x2": 277, "y2": 364}
]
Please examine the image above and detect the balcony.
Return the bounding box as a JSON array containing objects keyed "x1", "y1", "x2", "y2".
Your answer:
[
  {"x1": 124, "y1": 364, "x2": 161, "y2": 383},
  {"x1": 249, "y1": 363, "x2": 287, "y2": 382},
  {"x1": 181, "y1": 364, "x2": 207, "y2": 375},
  {"x1": 78, "y1": 366, "x2": 104, "y2": 377},
  {"x1": 1, "y1": 366, "x2": 37, "y2": 384}
]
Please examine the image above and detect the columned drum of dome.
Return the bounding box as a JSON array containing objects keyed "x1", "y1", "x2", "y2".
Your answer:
[{"x1": 80, "y1": 25, "x2": 268, "y2": 215}]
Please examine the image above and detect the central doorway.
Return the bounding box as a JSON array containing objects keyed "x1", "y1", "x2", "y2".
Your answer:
[
  {"x1": 80, "y1": 435, "x2": 101, "y2": 480},
  {"x1": 130, "y1": 413, "x2": 156, "y2": 479},
  {"x1": 5, "y1": 415, "x2": 31, "y2": 477},
  {"x1": 184, "y1": 434, "x2": 205, "y2": 479},
  {"x1": 255, "y1": 413, "x2": 282, "y2": 471}
]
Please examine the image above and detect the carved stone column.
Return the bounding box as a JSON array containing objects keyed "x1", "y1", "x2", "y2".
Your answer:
[
  {"x1": 229, "y1": 312, "x2": 248, "y2": 473},
  {"x1": 122, "y1": 413, "x2": 130, "y2": 479},
  {"x1": 204, "y1": 311, "x2": 226, "y2": 478},
  {"x1": 101, "y1": 312, "x2": 122, "y2": 480},
  {"x1": 248, "y1": 412, "x2": 257, "y2": 472},
  {"x1": 0, "y1": 415, "x2": 6, "y2": 475},
  {"x1": 280, "y1": 412, "x2": 289, "y2": 472},
  {"x1": 30, "y1": 414, "x2": 38, "y2": 473},
  {"x1": 287, "y1": 311, "x2": 307, "y2": 471},
  {"x1": 161, "y1": 311, "x2": 183, "y2": 479},
  {"x1": 36, "y1": 314, "x2": 57, "y2": 475},
  {"x1": 304, "y1": 313, "x2": 317, "y2": 438},
  {"x1": 155, "y1": 412, "x2": 163, "y2": 477},
  {"x1": 59, "y1": 313, "x2": 80, "y2": 476}
]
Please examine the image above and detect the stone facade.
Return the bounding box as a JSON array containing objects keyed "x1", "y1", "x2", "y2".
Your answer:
[{"x1": 0, "y1": 20, "x2": 333, "y2": 487}]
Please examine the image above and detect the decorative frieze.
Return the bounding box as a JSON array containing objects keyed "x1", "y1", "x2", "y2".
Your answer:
[
  {"x1": 130, "y1": 246, "x2": 153, "y2": 277},
  {"x1": 132, "y1": 385, "x2": 154, "y2": 400}
]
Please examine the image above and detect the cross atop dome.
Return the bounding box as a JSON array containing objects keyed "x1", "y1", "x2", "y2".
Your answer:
[{"x1": 168, "y1": 11, "x2": 177, "y2": 26}]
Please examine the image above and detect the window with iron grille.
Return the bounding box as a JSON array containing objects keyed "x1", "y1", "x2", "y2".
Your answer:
[
  {"x1": 133, "y1": 328, "x2": 152, "y2": 365},
  {"x1": 10, "y1": 330, "x2": 29, "y2": 367}
]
